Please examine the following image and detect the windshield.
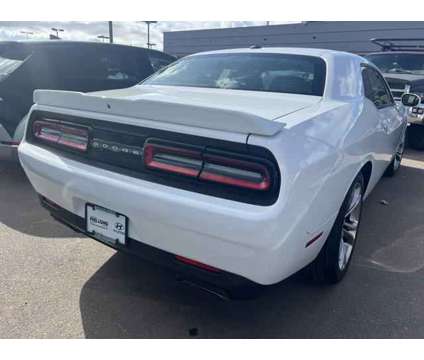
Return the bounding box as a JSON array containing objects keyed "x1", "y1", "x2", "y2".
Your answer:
[
  {"x1": 0, "y1": 56, "x2": 25, "y2": 82},
  {"x1": 366, "y1": 53, "x2": 424, "y2": 75},
  {"x1": 142, "y1": 53, "x2": 326, "y2": 96}
]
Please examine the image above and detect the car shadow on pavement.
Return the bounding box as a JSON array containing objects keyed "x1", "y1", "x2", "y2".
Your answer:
[
  {"x1": 0, "y1": 162, "x2": 78, "y2": 238},
  {"x1": 355, "y1": 153, "x2": 424, "y2": 275},
  {"x1": 79, "y1": 251, "x2": 338, "y2": 339},
  {"x1": 79, "y1": 152, "x2": 424, "y2": 339}
]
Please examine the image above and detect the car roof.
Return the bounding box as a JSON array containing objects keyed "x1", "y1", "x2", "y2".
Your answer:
[{"x1": 0, "y1": 40, "x2": 173, "y2": 57}]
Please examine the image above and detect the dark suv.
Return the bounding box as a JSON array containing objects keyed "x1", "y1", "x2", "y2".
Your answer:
[
  {"x1": 365, "y1": 38, "x2": 424, "y2": 149},
  {"x1": 0, "y1": 40, "x2": 175, "y2": 159}
]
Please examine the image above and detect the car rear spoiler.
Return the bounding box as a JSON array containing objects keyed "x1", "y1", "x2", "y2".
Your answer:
[{"x1": 33, "y1": 90, "x2": 285, "y2": 136}]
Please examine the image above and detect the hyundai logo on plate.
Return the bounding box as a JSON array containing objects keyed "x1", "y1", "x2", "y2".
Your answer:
[{"x1": 115, "y1": 222, "x2": 124, "y2": 231}]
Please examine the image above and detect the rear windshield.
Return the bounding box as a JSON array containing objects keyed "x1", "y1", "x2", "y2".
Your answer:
[
  {"x1": 142, "y1": 53, "x2": 326, "y2": 96},
  {"x1": 366, "y1": 53, "x2": 424, "y2": 75}
]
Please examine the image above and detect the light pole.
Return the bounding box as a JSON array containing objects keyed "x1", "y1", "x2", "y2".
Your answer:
[
  {"x1": 20, "y1": 31, "x2": 34, "y2": 39},
  {"x1": 108, "y1": 21, "x2": 113, "y2": 43},
  {"x1": 144, "y1": 21, "x2": 157, "y2": 48},
  {"x1": 51, "y1": 27, "x2": 64, "y2": 39}
]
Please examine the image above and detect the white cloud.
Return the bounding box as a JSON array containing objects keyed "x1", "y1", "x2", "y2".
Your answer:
[{"x1": 0, "y1": 21, "x2": 281, "y2": 51}]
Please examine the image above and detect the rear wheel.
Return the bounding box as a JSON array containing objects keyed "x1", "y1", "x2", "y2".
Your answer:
[
  {"x1": 309, "y1": 173, "x2": 364, "y2": 284},
  {"x1": 385, "y1": 135, "x2": 405, "y2": 177},
  {"x1": 408, "y1": 124, "x2": 424, "y2": 150}
]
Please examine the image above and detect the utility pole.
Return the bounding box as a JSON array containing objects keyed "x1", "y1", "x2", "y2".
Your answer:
[
  {"x1": 20, "y1": 31, "x2": 34, "y2": 39},
  {"x1": 144, "y1": 21, "x2": 157, "y2": 48},
  {"x1": 108, "y1": 21, "x2": 113, "y2": 43}
]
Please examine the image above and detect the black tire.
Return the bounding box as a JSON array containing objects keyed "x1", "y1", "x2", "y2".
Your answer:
[
  {"x1": 385, "y1": 135, "x2": 405, "y2": 177},
  {"x1": 407, "y1": 124, "x2": 424, "y2": 150},
  {"x1": 309, "y1": 172, "x2": 364, "y2": 284}
]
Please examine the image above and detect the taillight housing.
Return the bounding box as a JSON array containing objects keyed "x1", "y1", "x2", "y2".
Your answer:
[
  {"x1": 143, "y1": 139, "x2": 274, "y2": 192},
  {"x1": 32, "y1": 120, "x2": 89, "y2": 152},
  {"x1": 200, "y1": 153, "x2": 271, "y2": 191},
  {"x1": 144, "y1": 140, "x2": 203, "y2": 178}
]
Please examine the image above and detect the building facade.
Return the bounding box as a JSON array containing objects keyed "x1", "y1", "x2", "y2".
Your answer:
[{"x1": 164, "y1": 21, "x2": 424, "y2": 57}]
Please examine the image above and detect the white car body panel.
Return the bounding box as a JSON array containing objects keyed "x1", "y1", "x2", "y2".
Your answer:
[{"x1": 19, "y1": 48, "x2": 407, "y2": 285}]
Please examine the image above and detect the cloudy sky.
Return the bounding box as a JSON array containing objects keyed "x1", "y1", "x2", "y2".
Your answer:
[{"x1": 0, "y1": 21, "x2": 288, "y2": 50}]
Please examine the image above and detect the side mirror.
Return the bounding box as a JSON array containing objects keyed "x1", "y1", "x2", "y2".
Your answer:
[{"x1": 401, "y1": 93, "x2": 420, "y2": 107}]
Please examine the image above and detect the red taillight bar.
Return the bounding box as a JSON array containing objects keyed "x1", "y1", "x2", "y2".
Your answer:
[
  {"x1": 199, "y1": 154, "x2": 271, "y2": 191},
  {"x1": 143, "y1": 140, "x2": 273, "y2": 191},
  {"x1": 175, "y1": 255, "x2": 220, "y2": 273},
  {"x1": 33, "y1": 120, "x2": 89, "y2": 152},
  {"x1": 33, "y1": 121, "x2": 61, "y2": 142},
  {"x1": 144, "y1": 142, "x2": 202, "y2": 177}
]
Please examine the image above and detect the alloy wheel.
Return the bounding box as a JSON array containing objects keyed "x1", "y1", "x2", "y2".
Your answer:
[
  {"x1": 338, "y1": 182, "x2": 362, "y2": 271},
  {"x1": 393, "y1": 140, "x2": 405, "y2": 172}
]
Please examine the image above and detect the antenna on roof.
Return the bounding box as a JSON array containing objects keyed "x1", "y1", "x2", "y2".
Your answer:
[{"x1": 249, "y1": 44, "x2": 262, "y2": 49}]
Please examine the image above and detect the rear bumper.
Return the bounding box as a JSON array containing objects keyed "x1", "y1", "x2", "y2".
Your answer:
[
  {"x1": 40, "y1": 195, "x2": 257, "y2": 296},
  {"x1": 19, "y1": 141, "x2": 332, "y2": 285}
]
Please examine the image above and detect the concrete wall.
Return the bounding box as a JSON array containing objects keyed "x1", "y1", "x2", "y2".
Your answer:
[{"x1": 164, "y1": 21, "x2": 424, "y2": 57}]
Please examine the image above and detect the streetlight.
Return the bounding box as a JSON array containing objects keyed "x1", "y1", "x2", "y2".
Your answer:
[
  {"x1": 144, "y1": 21, "x2": 157, "y2": 48},
  {"x1": 97, "y1": 35, "x2": 110, "y2": 43},
  {"x1": 51, "y1": 27, "x2": 64, "y2": 40},
  {"x1": 20, "y1": 31, "x2": 34, "y2": 39}
]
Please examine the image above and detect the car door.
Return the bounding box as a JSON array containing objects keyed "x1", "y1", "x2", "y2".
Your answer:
[{"x1": 362, "y1": 65, "x2": 404, "y2": 173}]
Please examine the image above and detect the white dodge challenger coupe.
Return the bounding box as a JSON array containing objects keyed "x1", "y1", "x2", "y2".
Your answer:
[{"x1": 18, "y1": 47, "x2": 418, "y2": 298}]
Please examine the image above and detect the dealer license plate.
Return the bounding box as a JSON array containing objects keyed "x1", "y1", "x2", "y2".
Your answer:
[{"x1": 86, "y1": 204, "x2": 127, "y2": 246}]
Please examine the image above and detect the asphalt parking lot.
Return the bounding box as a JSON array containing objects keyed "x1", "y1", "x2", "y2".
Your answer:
[{"x1": 1, "y1": 149, "x2": 424, "y2": 339}]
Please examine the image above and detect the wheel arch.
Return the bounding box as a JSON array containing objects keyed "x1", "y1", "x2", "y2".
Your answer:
[{"x1": 360, "y1": 161, "x2": 372, "y2": 195}]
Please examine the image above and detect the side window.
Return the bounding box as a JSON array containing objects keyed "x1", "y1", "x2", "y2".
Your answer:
[
  {"x1": 98, "y1": 52, "x2": 138, "y2": 81},
  {"x1": 362, "y1": 66, "x2": 394, "y2": 109},
  {"x1": 148, "y1": 52, "x2": 175, "y2": 72},
  {"x1": 49, "y1": 47, "x2": 149, "y2": 92},
  {"x1": 51, "y1": 48, "x2": 138, "y2": 82}
]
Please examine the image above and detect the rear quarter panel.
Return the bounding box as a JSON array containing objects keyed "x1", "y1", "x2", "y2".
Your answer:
[{"x1": 248, "y1": 99, "x2": 381, "y2": 269}]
